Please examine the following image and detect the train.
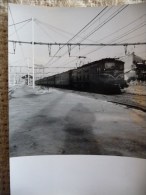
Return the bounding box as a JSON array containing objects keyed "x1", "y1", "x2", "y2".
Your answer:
[{"x1": 35, "y1": 58, "x2": 128, "y2": 94}]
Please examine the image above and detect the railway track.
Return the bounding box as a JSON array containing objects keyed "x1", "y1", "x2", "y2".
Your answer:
[
  {"x1": 107, "y1": 93, "x2": 146, "y2": 112},
  {"x1": 107, "y1": 99, "x2": 146, "y2": 112},
  {"x1": 86, "y1": 93, "x2": 146, "y2": 112},
  {"x1": 58, "y1": 88, "x2": 146, "y2": 112}
]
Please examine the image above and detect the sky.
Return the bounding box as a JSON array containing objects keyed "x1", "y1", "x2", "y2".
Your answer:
[{"x1": 8, "y1": 3, "x2": 146, "y2": 77}]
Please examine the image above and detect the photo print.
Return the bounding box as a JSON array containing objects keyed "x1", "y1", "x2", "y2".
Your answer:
[{"x1": 8, "y1": 2, "x2": 146, "y2": 158}]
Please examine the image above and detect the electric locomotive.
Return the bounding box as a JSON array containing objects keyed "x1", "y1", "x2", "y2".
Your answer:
[{"x1": 35, "y1": 58, "x2": 127, "y2": 94}]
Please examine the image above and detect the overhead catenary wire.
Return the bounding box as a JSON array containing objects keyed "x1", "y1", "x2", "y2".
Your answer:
[
  {"x1": 44, "y1": 6, "x2": 108, "y2": 66},
  {"x1": 63, "y1": 5, "x2": 129, "y2": 59},
  {"x1": 58, "y1": 5, "x2": 130, "y2": 61},
  {"x1": 66, "y1": 5, "x2": 127, "y2": 51},
  {"x1": 36, "y1": 20, "x2": 77, "y2": 40},
  {"x1": 41, "y1": 7, "x2": 120, "y2": 68},
  {"x1": 8, "y1": 6, "x2": 108, "y2": 74},
  {"x1": 83, "y1": 22, "x2": 146, "y2": 57},
  {"x1": 45, "y1": 5, "x2": 129, "y2": 68},
  {"x1": 9, "y1": 5, "x2": 145, "y2": 78},
  {"x1": 72, "y1": 6, "x2": 113, "y2": 41},
  {"x1": 45, "y1": 57, "x2": 83, "y2": 75},
  {"x1": 36, "y1": 19, "x2": 96, "y2": 42},
  {"x1": 56, "y1": 33, "x2": 145, "y2": 73},
  {"x1": 8, "y1": 5, "x2": 26, "y2": 65},
  {"x1": 47, "y1": 9, "x2": 145, "y2": 74},
  {"x1": 113, "y1": 22, "x2": 146, "y2": 43},
  {"x1": 94, "y1": 24, "x2": 146, "y2": 55},
  {"x1": 42, "y1": 6, "x2": 116, "y2": 67},
  {"x1": 49, "y1": 12, "x2": 145, "y2": 70},
  {"x1": 37, "y1": 7, "x2": 112, "y2": 43},
  {"x1": 8, "y1": 40, "x2": 146, "y2": 46},
  {"x1": 35, "y1": 20, "x2": 56, "y2": 42},
  {"x1": 9, "y1": 18, "x2": 32, "y2": 27},
  {"x1": 36, "y1": 18, "x2": 114, "y2": 61},
  {"x1": 9, "y1": 65, "x2": 77, "y2": 69},
  {"x1": 76, "y1": 14, "x2": 146, "y2": 53},
  {"x1": 77, "y1": 5, "x2": 129, "y2": 45},
  {"x1": 9, "y1": 19, "x2": 32, "y2": 37},
  {"x1": 95, "y1": 14, "x2": 146, "y2": 44},
  {"x1": 117, "y1": 31, "x2": 146, "y2": 43}
]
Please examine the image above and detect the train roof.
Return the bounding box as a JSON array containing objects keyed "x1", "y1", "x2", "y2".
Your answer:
[
  {"x1": 37, "y1": 58, "x2": 124, "y2": 80},
  {"x1": 77, "y1": 58, "x2": 124, "y2": 70}
]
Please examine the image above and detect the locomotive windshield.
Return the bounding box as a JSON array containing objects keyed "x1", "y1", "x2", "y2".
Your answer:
[
  {"x1": 105, "y1": 62, "x2": 123, "y2": 70},
  {"x1": 105, "y1": 62, "x2": 115, "y2": 69}
]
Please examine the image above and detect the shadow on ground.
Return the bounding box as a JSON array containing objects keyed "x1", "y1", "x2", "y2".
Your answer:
[{"x1": 62, "y1": 103, "x2": 100, "y2": 154}]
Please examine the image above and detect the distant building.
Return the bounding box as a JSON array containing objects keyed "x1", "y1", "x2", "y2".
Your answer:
[
  {"x1": 135, "y1": 60, "x2": 146, "y2": 81},
  {"x1": 122, "y1": 52, "x2": 146, "y2": 82},
  {"x1": 9, "y1": 73, "x2": 25, "y2": 86},
  {"x1": 22, "y1": 74, "x2": 33, "y2": 85}
]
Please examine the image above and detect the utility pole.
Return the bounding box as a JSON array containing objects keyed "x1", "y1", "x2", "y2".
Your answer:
[
  {"x1": 43, "y1": 66, "x2": 45, "y2": 78},
  {"x1": 27, "y1": 58, "x2": 29, "y2": 86},
  {"x1": 32, "y1": 17, "x2": 35, "y2": 89},
  {"x1": 13, "y1": 73, "x2": 16, "y2": 86}
]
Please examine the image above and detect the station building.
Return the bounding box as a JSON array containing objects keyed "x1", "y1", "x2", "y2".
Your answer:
[{"x1": 122, "y1": 52, "x2": 146, "y2": 82}]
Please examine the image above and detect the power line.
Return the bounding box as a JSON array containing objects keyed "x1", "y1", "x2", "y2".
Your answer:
[
  {"x1": 57, "y1": 25, "x2": 145, "y2": 71},
  {"x1": 8, "y1": 5, "x2": 26, "y2": 65},
  {"x1": 8, "y1": 40, "x2": 146, "y2": 46},
  {"x1": 46, "y1": 5, "x2": 128, "y2": 68},
  {"x1": 73, "y1": 6, "x2": 113, "y2": 40},
  {"x1": 113, "y1": 22, "x2": 146, "y2": 43},
  {"x1": 71, "y1": 5, "x2": 130, "y2": 56},
  {"x1": 45, "y1": 6, "x2": 108, "y2": 66},
  {"x1": 40, "y1": 7, "x2": 145, "y2": 74},
  {"x1": 9, "y1": 18, "x2": 31, "y2": 27},
  {"x1": 84, "y1": 22, "x2": 146, "y2": 57},
  {"x1": 36, "y1": 20, "x2": 69, "y2": 40},
  {"x1": 95, "y1": 14, "x2": 146, "y2": 43},
  {"x1": 35, "y1": 21, "x2": 56, "y2": 42},
  {"x1": 9, "y1": 66, "x2": 76, "y2": 68},
  {"x1": 118, "y1": 31, "x2": 146, "y2": 43},
  {"x1": 68, "y1": 5, "x2": 129, "y2": 57},
  {"x1": 62, "y1": 7, "x2": 108, "y2": 43},
  {"x1": 36, "y1": 19, "x2": 95, "y2": 43},
  {"x1": 43, "y1": 6, "x2": 112, "y2": 68},
  {"x1": 78, "y1": 5, "x2": 129, "y2": 44},
  {"x1": 78, "y1": 14, "x2": 146, "y2": 53},
  {"x1": 48, "y1": 20, "x2": 146, "y2": 71},
  {"x1": 9, "y1": 19, "x2": 32, "y2": 37}
]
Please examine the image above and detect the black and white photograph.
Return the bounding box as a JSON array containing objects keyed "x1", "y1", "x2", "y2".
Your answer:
[{"x1": 8, "y1": 2, "x2": 146, "y2": 158}]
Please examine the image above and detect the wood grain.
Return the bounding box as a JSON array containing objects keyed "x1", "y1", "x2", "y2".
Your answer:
[{"x1": 0, "y1": 1, "x2": 10, "y2": 195}]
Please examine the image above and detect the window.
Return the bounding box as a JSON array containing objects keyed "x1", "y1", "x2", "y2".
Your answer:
[{"x1": 105, "y1": 62, "x2": 115, "y2": 69}]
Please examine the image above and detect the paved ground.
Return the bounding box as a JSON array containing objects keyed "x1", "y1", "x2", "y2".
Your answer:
[{"x1": 9, "y1": 86, "x2": 146, "y2": 158}]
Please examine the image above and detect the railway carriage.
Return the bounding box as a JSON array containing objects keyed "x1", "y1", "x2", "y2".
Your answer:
[
  {"x1": 54, "y1": 71, "x2": 71, "y2": 88},
  {"x1": 35, "y1": 58, "x2": 127, "y2": 94}
]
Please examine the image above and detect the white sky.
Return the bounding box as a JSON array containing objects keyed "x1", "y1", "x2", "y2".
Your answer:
[{"x1": 8, "y1": 3, "x2": 146, "y2": 76}]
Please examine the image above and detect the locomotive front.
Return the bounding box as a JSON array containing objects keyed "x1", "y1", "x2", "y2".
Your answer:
[{"x1": 100, "y1": 59, "x2": 127, "y2": 92}]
